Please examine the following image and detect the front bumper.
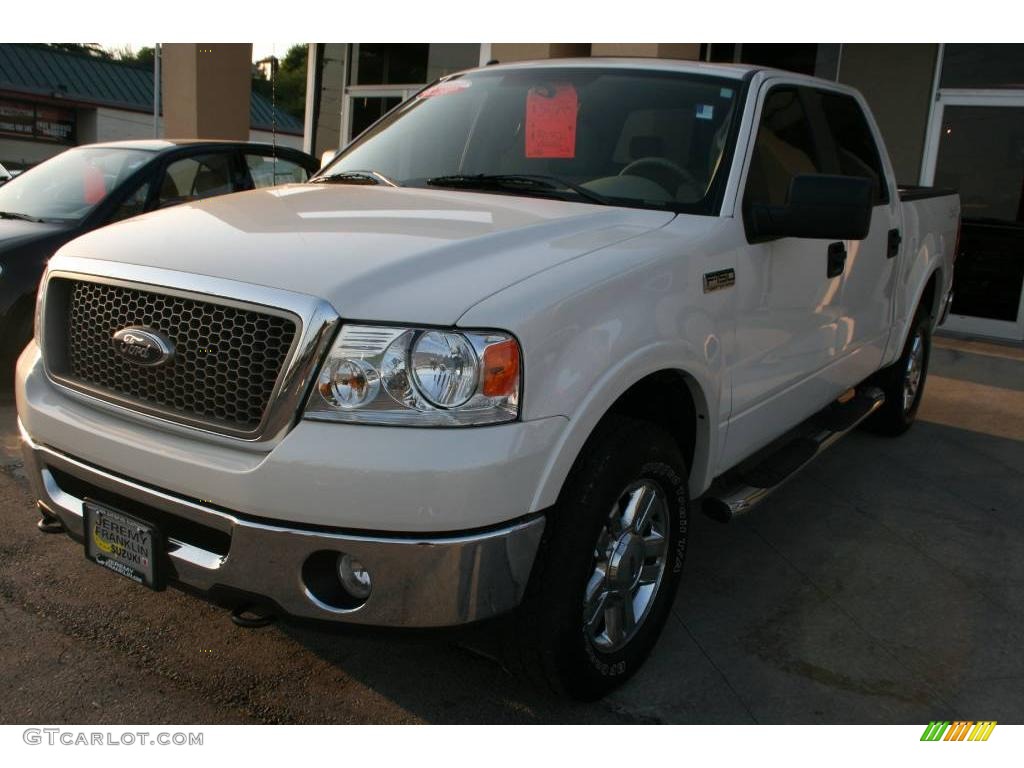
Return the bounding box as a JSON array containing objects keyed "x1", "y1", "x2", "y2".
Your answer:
[{"x1": 21, "y1": 422, "x2": 544, "y2": 627}]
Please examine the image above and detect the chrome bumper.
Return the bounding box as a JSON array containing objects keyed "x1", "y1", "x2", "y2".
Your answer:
[{"x1": 19, "y1": 421, "x2": 544, "y2": 628}]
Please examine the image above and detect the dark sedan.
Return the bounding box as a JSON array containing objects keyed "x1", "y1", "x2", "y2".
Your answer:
[{"x1": 0, "y1": 140, "x2": 317, "y2": 386}]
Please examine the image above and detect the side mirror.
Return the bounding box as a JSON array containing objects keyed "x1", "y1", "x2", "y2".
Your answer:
[
  {"x1": 747, "y1": 174, "x2": 873, "y2": 241},
  {"x1": 320, "y1": 149, "x2": 339, "y2": 170}
]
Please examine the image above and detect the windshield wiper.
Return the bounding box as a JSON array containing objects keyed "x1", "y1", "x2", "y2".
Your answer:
[
  {"x1": 426, "y1": 174, "x2": 611, "y2": 206},
  {"x1": 0, "y1": 210, "x2": 45, "y2": 223},
  {"x1": 311, "y1": 170, "x2": 400, "y2": 187}
]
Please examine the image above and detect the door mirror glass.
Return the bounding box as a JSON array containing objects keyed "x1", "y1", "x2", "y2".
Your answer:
[{"x1": 747, "y1": 174, "x2": 873, "y2": 241}]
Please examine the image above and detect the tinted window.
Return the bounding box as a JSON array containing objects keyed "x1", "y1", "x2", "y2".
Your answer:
[
  {"x1": 157, "y1": 153, "x2": 236, "y2": 208},
  {"x1": 818, "y1": 91, "x2": 889, "y2": 204},
  {"x1": 245, "y1": 154, "x2": 309, "y2": 187},
  {"x1": 327, "y1": 69, "x2": 744, "y2": 213},
  {"x1": 744, "y1": 87, "x2": 822, "y2": 207}
]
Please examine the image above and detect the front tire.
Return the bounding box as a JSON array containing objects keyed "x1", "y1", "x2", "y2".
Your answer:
[{"x1": 513, "y1": 416, "x2": 689, "y2": 700}]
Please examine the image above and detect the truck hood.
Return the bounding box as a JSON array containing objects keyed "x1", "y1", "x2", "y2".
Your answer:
[{"x1": 58, "y1": 185, "x2": 675, "y2": 325}]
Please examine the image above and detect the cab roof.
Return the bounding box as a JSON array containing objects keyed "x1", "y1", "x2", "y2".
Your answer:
[{"x1": 468, "y1": 57, "x2": 764, "y2": 81}]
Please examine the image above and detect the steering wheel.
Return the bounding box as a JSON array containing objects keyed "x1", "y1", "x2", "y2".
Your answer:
[{"x1": 619, "y1": 157, "x2": 697, "y2": 198}]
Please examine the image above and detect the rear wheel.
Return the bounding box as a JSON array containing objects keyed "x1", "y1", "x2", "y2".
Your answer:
[
  {"x1": 513, "y1": 416, "x2": 689, "y2": 700},
  {"x1": 865, "y1": 305, "x2": 932, "y2": 436}
]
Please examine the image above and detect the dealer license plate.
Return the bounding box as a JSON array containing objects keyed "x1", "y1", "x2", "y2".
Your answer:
[{"x1": 84, "y1": 500, "x2": 164, "y2": 590}]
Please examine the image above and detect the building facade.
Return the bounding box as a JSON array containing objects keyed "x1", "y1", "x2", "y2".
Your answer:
[{"x1": 0, "y1": 44, "x2": 304, "y2": 173}]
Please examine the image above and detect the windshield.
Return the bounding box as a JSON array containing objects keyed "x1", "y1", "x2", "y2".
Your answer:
[
  {"x1": 0, "y1": 146, "x2": 153, "y2": 222},
  {"x1": 322, "y1": 68, "x2": 744, "y2": 213}
]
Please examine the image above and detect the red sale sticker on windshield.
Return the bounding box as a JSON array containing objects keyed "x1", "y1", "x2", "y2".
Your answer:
[
  {"x1": 525, "y1": 84, "x2": 578, "y2": 159},
  {"x1": 83, "y1": 164, "x2": 106, "y2": 204},
  {"x1": 419, "y1": 79, "x2": 472, "y2": 98}
]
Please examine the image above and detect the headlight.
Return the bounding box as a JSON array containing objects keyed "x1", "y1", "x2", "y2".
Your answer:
[{"x1": 305, "y1": 324, "x2": 521, "y2": 426}]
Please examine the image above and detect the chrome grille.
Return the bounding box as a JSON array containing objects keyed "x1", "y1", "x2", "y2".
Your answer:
[{"x1": 50, "y1": 278, "x2": 298, "y2": 434}]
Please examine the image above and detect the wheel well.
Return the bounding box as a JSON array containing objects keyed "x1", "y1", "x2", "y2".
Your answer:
[
  {"x1": 920, "y1": 270, "x2": 940, "y2": 321},
  {"x1": 606, "y1": 370, "x2": 699, "y2": 471}
]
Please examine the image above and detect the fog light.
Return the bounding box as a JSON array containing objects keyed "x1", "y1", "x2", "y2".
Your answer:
[{"x1": 337, "y1": 553, "x2": 372, "y2": 600}]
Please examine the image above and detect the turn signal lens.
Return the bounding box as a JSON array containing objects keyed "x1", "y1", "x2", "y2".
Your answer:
[{"x1": 482, "y1": 338, "x2": 520, "y2": 397}]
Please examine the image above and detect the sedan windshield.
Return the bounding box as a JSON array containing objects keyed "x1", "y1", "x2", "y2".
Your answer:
[
  {"x1": 322, "y1": 68, "x2": 744, "y2": 213},
  {"x1": 0, "y1": 146, "x2": 153, "y2": 222}
]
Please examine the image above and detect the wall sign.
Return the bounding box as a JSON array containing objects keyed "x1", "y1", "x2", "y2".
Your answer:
[{"x1": 0, "y1": 98, "x2": 75, "y2": 143}]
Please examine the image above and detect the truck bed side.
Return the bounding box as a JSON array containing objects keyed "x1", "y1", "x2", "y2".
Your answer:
[{"x1": 890, "y1": 187, "x2": 960, "y2": 363}]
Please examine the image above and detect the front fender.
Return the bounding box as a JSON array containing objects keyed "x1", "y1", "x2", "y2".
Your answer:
[
  {"x1": 528, "y1": 341, "x2": 721, "y2": 510},
  {"x1": 458, "y1": 215, "x2": 738, "y2": 516}
]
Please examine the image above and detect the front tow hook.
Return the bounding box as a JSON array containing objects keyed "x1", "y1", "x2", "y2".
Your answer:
[
  {"x1": 230, "y1": 604, "x2": 277, "y2": 628},
  {"x1": 37, "y1": 506, "x2": 64, "y2": 534}
]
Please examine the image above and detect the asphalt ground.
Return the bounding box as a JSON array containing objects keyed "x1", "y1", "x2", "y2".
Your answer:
[{"x1": 1, "y1": 334, "x2": 1022, "y2": 723}]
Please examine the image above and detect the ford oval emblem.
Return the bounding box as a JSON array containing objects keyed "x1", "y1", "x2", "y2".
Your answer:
[{"x1": 111, "y1": 326, "x2": 175, "y2": 367}]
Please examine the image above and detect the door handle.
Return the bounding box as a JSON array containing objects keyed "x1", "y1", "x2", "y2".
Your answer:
[
  {"x1": 887, "y1": 228, "x2": 902, "y2": 258},
  {"x1": 827, "y1": 241, "x2": 847, "y2": 278}
]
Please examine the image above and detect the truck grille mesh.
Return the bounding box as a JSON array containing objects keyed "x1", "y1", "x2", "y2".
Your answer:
[{"x1": 55, "y1": 279, "x2": 297, "y2": 433}]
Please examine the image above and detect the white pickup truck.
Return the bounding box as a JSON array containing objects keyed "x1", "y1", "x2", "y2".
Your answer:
[{"x1": 16, "y1": 59, "x2": 959, "y2": 699}]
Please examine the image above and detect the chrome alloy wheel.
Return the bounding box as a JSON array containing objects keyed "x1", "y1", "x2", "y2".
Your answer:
[
  {"x1": 583, "y1": 479, "x2": 670, "y2": 653},
  {"x1": 903, "y1": 330, "x2": 925, "y2": 413}
]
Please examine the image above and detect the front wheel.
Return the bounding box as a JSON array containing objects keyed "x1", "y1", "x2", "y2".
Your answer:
[
  {"x1": 865, "y1": 306, "x2": 932, "y2": 436},
  {"x1": 512, "y1": 416, "x2": 689, "y2": 700}
]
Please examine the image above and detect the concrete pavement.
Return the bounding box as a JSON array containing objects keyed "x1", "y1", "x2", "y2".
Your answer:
[{"x1": 1, "y1": 334, "x2": 1022, "y2": 723}]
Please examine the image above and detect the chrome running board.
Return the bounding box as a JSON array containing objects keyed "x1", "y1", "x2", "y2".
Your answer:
[{"x1": 703, "y1": 386, "x2": 885, "y2": 522}]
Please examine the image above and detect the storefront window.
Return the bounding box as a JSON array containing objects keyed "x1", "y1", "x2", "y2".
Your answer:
[
  {"x1": 704, "y1": 43, "x2": 821, "y2": 76},
  {"x1": 350, "y1": 96, "x2": 402, "y2": 141},
  {"x1": 935, "y1": 104, "x2": 1024, "y2": 324},
  {"x1": 0, "y1": 98, "x2": 75, "y2": 144},
  {"x1": 354, "y1": 44, "x2": 480, "y2": 86},
  {"x1": 939, "y1": 44, "x2": 1024, "y2": 90}
]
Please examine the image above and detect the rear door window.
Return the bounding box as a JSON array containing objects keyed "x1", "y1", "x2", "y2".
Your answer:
[
  {"x1": 156, "y1": 152, "x2": 238, "y2": 208},
  {"x1": 245, "y1": 153, "x2": 310, "y2": 188}
]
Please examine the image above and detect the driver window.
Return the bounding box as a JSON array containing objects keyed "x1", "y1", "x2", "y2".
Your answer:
[
  {"x1": 157, "y1": 153, "x2": 235, "y2": 208},
  {"x1": 745, "y1": 87, "x2": 823, "y2": 207}
]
